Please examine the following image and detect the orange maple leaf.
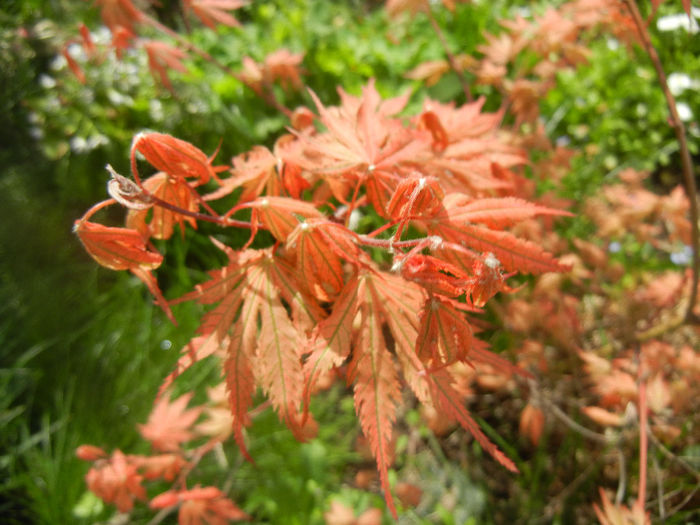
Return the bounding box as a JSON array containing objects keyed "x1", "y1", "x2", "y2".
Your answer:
[
  {"x1": 85, "y1": 450, "x2": 147, "y2": 513},
  {"x1": 95, "y1": 0, "x2": 143, "y2": 33},
  {"x1": 143, "y1": 40, "x2": 188, "y2": 92},
  {"x1": 185, "y1": 0, "x2": 246, "y2": 30},
  {"x1": 138, "y1": 392, "x2": 202, "y2": 452},
  {"x1": 126, "y1": 172, "x2": 199, "y2": 240},
  {"x1": 151, "y1": 486, "x2": 250, "y2": 524}
]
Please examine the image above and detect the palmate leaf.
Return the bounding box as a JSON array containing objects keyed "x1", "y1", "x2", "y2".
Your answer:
[
  {"x1": 369, "y1": 271, "x2": 431, "y2": 405},
  {"x1": 294, "y1": 81, "x2": 429, "y2": 214},
  {"x1": 287, "y1": 219, "x2": 366, "y2": 301},
  {"x1": 132, "y1": 132, "x2": 222, "y2": 185},
  {"x1": 74, "y1": 211, "x2": 176, "y2": 323},
  {"x1": 442, "y1": 195, "x2": 573, "y2": 229},
  {"x1": 286, "y1": 221, "x2": 346, "y2": 301},
  {"x1": 126, "y1": 172, "x2": 199, "y2": 240},
  {"x1": 185, "y1": 0, "x2": 246, "y2": 30},
  {"x1": 164, "y1": 247, "x2": 316, "y2": 455},
  {"x1": 223, "y1": 269, "x2": 263, "y2": 462},
  {"x1": 427, "y1": 369, "x2": 518, "y2": 473},
  {"x1": 138, "y1": 393, "x2": 202, "y2": 452},
  {"x1": 74, "y1": 219, "x2": 163, "y2": 271},
  {"x1": 416, "y1": 296, "x2": 472, "y2": 369},
  {"x1": 302, "y1": 274, "x2": 361, "y2": 412},
  {"x1": 413, "y1": 196, "x2": 570, "y2": 275},
  {"x1": 253, "y1": 261, "x2": 310, "y2": 440},
  {"x1": 439, "y1": 222, "x2": 566, "y2": 274},
  {"x1": 159, "y1": 250, "x2": 253, "y2": 397},
  {"x1": 347, "y1": 274, "x2": 402, "y2": 518},
  {"x1": 242, "y1": 196, "x2": 323, "y2": 243}
]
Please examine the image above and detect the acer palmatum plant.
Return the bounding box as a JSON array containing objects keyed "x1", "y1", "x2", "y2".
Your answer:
[
  {"x1": 77, "y1": 390, "x2": 250, "y2": 523},
  {"x1": 75, "y1": 78, "x2": 572, "y2": 517},
  {"x1": 67, "y1": 0, "x2": 700, "y2": 521}
]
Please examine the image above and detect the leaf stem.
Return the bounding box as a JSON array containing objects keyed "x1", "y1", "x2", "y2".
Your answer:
[
  {"x1": 636, "y1": 353, "x2": 648, "y2": 512},
  {"x1": 425, "y1": 6, "x2": 473, "y2": 102},
  {"x1": 623, "y1": 0, "x2": 700, "y2": 323}
]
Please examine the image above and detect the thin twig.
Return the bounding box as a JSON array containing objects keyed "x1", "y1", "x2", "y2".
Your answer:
[
  {"x1": 616, "y1": 447, "x2": 627, "y2": 505},
  {"x1": 647, "y1": 427, "x2": 700, "y2": 480},
  {"x1": 146, "y1": 506, "x2": 177, "y2": 525},
  {"x1": 538, "y1": 392, "x2": 610, "y2": 444},
  {"x1": 636, "y1": 349, "x2": 648, "y2": 512},
  {"x1": 425, "y1": 7, "x2": 473, "y2": 102},
  {"x1": 652, "y1": 454, "x2": 665, "y2": 521},
  {"x1": 538, "y1": 453, "x2": 602, "y2": 522},
  {"x1": 623, "y1": 0, "x2": 700, "y2": 323},
  {"x1": 667, "y1": 482, "x2": 700, "y2": 516}
]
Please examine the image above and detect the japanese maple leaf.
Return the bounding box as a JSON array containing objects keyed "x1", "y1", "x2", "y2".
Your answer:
[
  {"x1": 95, "y1": 0, "x2": 143, "y2": 34},
  {"x1": 405, "y1": 59, "x2": 450, "y2": 86},
  {"x1": 151, "y1": 486, "x2": 249, "y2": 524},
  {"x1": 414, "y1": 194, "x2": 571, "y2": 275},
  {"x1": 305, "y1": 267, "x2": 521, "y2": 516},
  {"x1": 143, "y1": 40, "x2": 188, "y2": 92},
  {"x1": 132, "y1": 453, "x2": 188, "y2": 481},
  {"x1": 185, "y1": 0, "x2": 246, "y2": 30},
  {"x1": 126, "y1": 172, "x2": 199, "y2": 240},
  {"x1": 138, "y1": 392, "x2": 202, "y2": 452},
  {"x1": 211, "y1": 146, "x2": 280, "y2": 203},
  {"x1": 296, "y1": 79, "x2": 429, "y2": 214},
  {"x1": 262, "y1": 49, "x2": 305, "y2": 91},
  {"x1": 415, "y1": 295, "x2": 473, "y2": 369},
  {"x1": 74, "y1": 207, "x2": 163, "y2": 272},
  {"x1": 132, "y1": 132, "x2": 226, "y2": 192},
  {"x1": 413, "y1": 99, "x2": 528, "y2": 194},
  {"x1": 286, "y1": 219, "x2": 368, "y2": 301},
  {"x1": 347, "y1": 272, "x2": 403, "y2": 517},
  {"x1": 169, "y1": 244, "x2": 322, "y2": 459},
  {"x1": 419, "y1": 97, "x2": 504, "y2": 143},
  {"x1": 85, "y1": 450, "x2": 147, "y2": 513},
  {"x1": 74, "y1": 202, "x2": 175, "y2": 322},
  {"x1": 236, "y1": 196, "x2": 323, "y2": 245}
]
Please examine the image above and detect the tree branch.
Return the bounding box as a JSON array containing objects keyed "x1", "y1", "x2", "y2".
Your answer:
[
  {"x1": 623, "y1": 0, "x2": 699, "y2": 323},
  {"x1": 425, "y1": 7, "x2": 473, "y2": 102}
]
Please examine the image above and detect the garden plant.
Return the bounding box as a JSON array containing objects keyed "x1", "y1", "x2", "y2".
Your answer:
[{"x1": 3, "y1": 0, "x2": 700, "y2": 523}]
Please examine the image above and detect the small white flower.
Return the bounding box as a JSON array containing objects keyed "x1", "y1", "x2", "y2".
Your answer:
[
  {"x1": 670, "y1": 245, "x2": 693, "y2": 266},
  {"x1": 50, "y1": 54, "x2": 67, "y2": 72},
  {"x1": 667, "y1": 72, "x2": 696, "y2": 96},
  {"x1": 149, "y1": 99, "x2": 164, "y2": 122},
  {"x1": 608, "y1": 241, "x2": 622, "y2": 254},
  {"x1": 348, "y1": 208, "x2": 362, "y2": 232},
  {"x1": 107, "y1": 89, "x2": 134, "y2": 107},
  {"x1": 93, "y1": 26, "x2": 112, "y2": 45},
  {"x1": 657, "y1": 13, "x2": 699, "y2": 33},
  {"x1": 39, "y1": 74, "x2": 56, "y2": 89},
  {"x1": 676, "y1": 102, "x2": 693, "y2": 122},
  {"x1": 67, "y1": 42, "x2": 87, "y2": 62},
  {"x1": 87, "y1": 134, "x2": 109, "y2": 149},
  {"x1": 70, "y1": 136, "x2": 88, "y2": 153}
]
